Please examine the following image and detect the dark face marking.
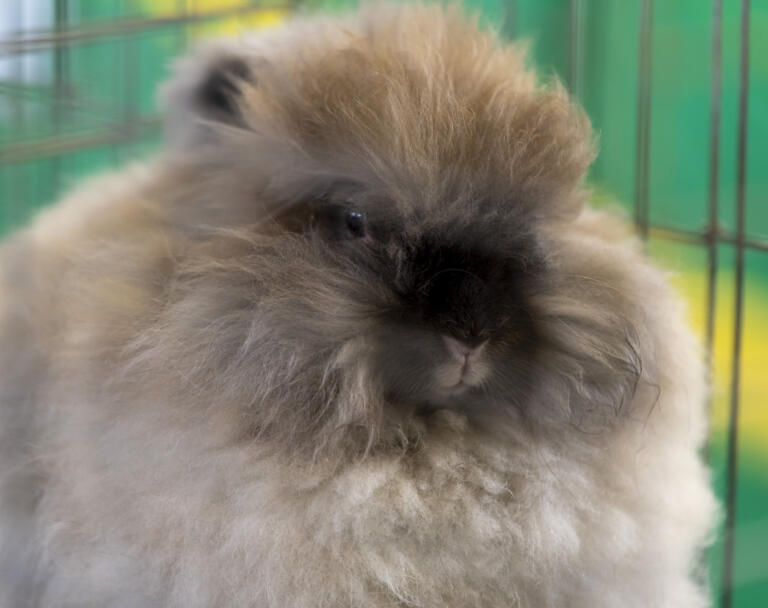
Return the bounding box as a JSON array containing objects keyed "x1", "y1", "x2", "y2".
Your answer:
[
  {"x1": 274, "y1": 189, "x2": 544, "y2": 409},
  {"x1": 400, "y1": 236, "x2": 538, "y2": 346}
]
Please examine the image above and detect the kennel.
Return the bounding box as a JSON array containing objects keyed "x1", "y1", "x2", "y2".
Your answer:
[{"x1": 0, "y1": 1, "x2": 766, "y2": 606}]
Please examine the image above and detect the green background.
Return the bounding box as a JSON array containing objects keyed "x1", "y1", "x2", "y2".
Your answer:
[{"x1": 1, "y1": 1, "x2": 766, "y2": 605}]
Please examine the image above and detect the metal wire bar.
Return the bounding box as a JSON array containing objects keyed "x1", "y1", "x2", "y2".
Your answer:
[
  {"x1": 649, "y1": 223, "x2": 768, "y2": 254},
  {"x1": 52, "y1": 0, "x2": 69, "y2": 196},
  {"x1": 0, "y1": 3, "x2": 290, "y2": 56},
  {"x1": 176, "y1": 0, "x2": 190, "y2": 53},
  {"x1": 0, "y1": 82, "x2": 117, "y2": 119},
  {"x1": 634, "y1": 0, "x2": 654, "y2": 240},
  {"x1": 118, "y1": 0, "x2": 141, "y2": 164},
  {"x1": 568, "y1": 0, "x2": 585, "y2": 100},
  {"x1": 705, "y1": 0, "x2": 723, "y2": 456},
  {"x1": 6, "y1": 2, "x2": 26, "y2": 229},
  {"x1": 721, "y1": 0, "x2": 751, "y2": 606},
  {"x1": 502, "y1": 0, "x2": 518, "y2": 40},
  {"x1": 0, "y1": 116, "x2": 161, "y2": 164}
]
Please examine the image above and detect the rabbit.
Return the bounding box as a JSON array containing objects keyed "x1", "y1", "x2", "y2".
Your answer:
[{"x1": 0, "y1": 3, "x2": 716, "y2": 607}]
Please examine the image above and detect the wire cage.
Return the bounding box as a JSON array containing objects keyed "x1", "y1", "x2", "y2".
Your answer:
[{"x1": 0, "y1": 1, "x2": 766, "y2": 606}]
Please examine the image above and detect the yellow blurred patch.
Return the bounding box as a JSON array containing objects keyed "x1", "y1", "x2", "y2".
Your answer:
[
  {"x1": 141, "y1": 0, "x2": 290, "y2": 36},
  {"x1": 649, "y1": 240, "x2": 768, "y2": 458}
]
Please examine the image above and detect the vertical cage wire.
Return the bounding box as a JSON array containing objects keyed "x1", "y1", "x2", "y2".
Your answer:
[
  {"x1": 120, "y1": 0, "x2": 141, "y2": 163},
  {"x1": 568, "y1": 0, "x2": 584, "y2": 101},
  {"x1": 502, "y1": 0, "x2": 517, "y2": 40},
  {"x1": 721, "y1": 0, "x2": 751, "y2": 606},
  {"x1": 9, "y1": 1, "x2": 27, "y2": 229},
  {"x1": 52, "y1": 0, "x2": 68, "y2": 196},
  {"x1": 705, "y1": 0, "x2": 722, "y2": 454},
  {"x1": 176, "y1": 0, "x2": 190, "y2": 55},
  {"x1": 634, "y1": 0, "x2": 653, "y2": 241}
]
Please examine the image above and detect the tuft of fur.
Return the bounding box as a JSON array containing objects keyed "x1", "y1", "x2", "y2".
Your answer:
[{"x1": 0, "y1": 4, "x2": 715, "y2": 607}]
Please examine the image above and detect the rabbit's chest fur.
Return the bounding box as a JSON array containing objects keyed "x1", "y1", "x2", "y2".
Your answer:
[{"x1": 26, "y1": 401, "x2": 692, "y2": 608}]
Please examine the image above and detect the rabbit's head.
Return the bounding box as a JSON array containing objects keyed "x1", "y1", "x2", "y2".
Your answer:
[{"x1": 147, "y1": 5, "x2": 644, "y2": 461}]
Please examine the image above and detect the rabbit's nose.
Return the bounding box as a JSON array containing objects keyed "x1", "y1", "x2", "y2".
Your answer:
[{"x1": 442, "y1": 335, "x2": 487, "y2": 364}]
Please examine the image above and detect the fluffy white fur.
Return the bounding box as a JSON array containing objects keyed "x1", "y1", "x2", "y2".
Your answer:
[{"x1": 0, "y1": 4, "x2": 716, "y2": 607}]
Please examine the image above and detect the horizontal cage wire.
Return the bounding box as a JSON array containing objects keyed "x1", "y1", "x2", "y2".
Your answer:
[{"x1": 0, "y1": 1, "x2": 766, "y2": 607}]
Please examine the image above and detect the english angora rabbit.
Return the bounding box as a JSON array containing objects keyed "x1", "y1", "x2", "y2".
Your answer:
[{"x1": 0, "y1": 3, "x2": 716, "y2": 607}]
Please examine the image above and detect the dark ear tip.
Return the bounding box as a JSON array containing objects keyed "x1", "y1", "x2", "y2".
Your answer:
[{"x1": 197, "y1": 57, "x2": 253, "y2": 119}]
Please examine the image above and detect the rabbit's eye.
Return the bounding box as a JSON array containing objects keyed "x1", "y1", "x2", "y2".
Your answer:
[
  {"x1": 345, "y1": 210, "x2": 366, "y2": 238},
  {"x1": 310, "y1": 203, "x2": 370, "y2": 241}
]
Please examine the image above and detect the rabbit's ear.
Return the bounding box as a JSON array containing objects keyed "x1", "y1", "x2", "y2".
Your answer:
[{"x1": 160, "y1": 42, "x2": 255, "y2": 148}]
